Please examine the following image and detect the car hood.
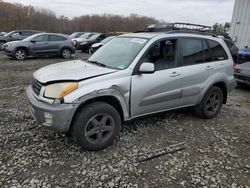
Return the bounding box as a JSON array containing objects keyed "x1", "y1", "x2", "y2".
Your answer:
[
  {"x1": 33, "y1": 60, "x2": 118, "y2": 84},
  {"x1": 236, "y1": 62, "x2": 250, "y2": 70},
  {"x1": 236, "y1": 62, "x2": 250, "y2": 75},
  {"x1": 5, "y1": 41, "x2": 22, "y2": 46}
]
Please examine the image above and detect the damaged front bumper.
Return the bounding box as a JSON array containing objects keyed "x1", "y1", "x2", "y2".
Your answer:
[{"x1": 26, "y1": 85, "x2": 78, "y2": 132}]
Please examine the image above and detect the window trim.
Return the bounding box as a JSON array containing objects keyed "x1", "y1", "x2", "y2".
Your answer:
[{"x1": 132, "y1": 37, "x2": 180, "y2": 75}]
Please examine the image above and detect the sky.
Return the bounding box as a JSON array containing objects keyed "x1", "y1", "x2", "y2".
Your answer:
[{"x1": 4, "y1": 0, "x2": 235, "y2": 25}]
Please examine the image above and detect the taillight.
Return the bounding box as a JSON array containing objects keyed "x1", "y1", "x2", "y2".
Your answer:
[
  {"x1": 70, "y1": 40, "x2": 76, "y2": 46},
  {"x1": 233, "y1": 62, "x2": 236, "y2": 71}
]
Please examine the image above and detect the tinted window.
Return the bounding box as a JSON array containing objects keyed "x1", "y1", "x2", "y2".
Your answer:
[
  {"x1": 203, "y1": 40, "x2": 212, "y2": 62},
  {"x1": 22, "y1": 31, "x2": 32, "y2": 36},
  {"x1": 33, "y1": 35, "x2": 48, "y2": 42},
  {"x1": 207, "y1": 40, "x2": 228, "y2": 61},
  {"x1": 49, "y1": 35, "x2": 66, "y2": 41},
  {"x1": 182, "y1": 38, "x2": 204, "y2": 66},
  {"x1": 140, "y1": 39, "x2": 177, "y2": 71},
  {"x1": 224, "y1": 40, "x2": 234, "y2": 49}
]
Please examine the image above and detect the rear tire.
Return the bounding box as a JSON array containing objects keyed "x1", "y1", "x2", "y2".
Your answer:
[
  {"x1": 15, "y1": 49, "x2": 26, "y2": 60},
  {"x1": 61, "y1": 48, "x2": 72, "y2": 59},
  {"x1": 195, "y1": 86, "x2": 223, "y2": 119},
  {"x1": 71, "y1": 102, "x2": 121, "y2": 151}
]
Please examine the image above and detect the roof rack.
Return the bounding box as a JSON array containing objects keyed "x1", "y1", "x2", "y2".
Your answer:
[{"x1": 141, "y1": 22, "x2": 216, "y2": 36}]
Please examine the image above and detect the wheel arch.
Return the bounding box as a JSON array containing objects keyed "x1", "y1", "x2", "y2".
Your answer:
[
  {"x1": 213, "y1": 82, "x2": 227, "y2": 104},
  {"x1": 69, "y1": 93, "x2": 129, "y2": 132},
  {"x1": 199, "y1": 81, "x2": 228, "y2": 105},
  {"x1": 16, "y1": 46, "x2": 29, "y2": 56}
]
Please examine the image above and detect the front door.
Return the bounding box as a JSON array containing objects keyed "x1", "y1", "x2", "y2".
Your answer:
[
  {"x1": 131, "y1": 38, "x2": 183, "y2": 117},
  {"x1": 30, "y1": 35, "x2": 49, "y2": 55}
]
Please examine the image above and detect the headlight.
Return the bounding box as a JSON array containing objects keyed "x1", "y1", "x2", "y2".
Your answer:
[
  {"x1": 7, "y1": 44, "x2": 15, "y2": 47},
  {"x1": 44, "y1": 82, "x2": 78, "y2": 99}
]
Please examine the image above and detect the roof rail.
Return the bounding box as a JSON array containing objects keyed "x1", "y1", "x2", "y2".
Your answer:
[{"x1": 140, "y1": 22, "x2": 217, "y2": 37}]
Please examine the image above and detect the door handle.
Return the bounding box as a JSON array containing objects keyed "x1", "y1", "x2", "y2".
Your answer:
[
  {"x1": 205, "y1": 66, "x2": 213, "y2": 71},
  {"x1": 170, "y1": 72, "x2": 181, "y2": 77}
]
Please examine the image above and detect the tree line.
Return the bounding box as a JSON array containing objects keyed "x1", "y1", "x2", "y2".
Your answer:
[
  {"x1": 0, "y1": 1, "x2": 231, "y2": 37},
  {"x1": 0, "y1": 0, "x2": 159, "y2": 34}
]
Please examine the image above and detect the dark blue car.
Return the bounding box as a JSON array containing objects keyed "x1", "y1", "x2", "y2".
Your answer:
[{"x1": 238, "y1": 47, "x2": 250, "y2": 63}]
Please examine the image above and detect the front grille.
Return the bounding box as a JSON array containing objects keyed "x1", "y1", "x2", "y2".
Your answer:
[{"x1": 31, "y1": 79, "x2": 42, "y2": 96}]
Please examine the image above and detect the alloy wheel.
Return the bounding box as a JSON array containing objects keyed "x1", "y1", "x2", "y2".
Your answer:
[
  {"x1": 15, "y1": 50, "x2": 25, "y2": 60},
  {"x1": 84, "y1": 113, "x2": 115, "y2": 145}
]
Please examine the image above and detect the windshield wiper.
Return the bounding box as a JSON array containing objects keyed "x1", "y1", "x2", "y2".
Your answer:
[{"x1": 86, "y1": 60, "x2": 107, "y2": 67}]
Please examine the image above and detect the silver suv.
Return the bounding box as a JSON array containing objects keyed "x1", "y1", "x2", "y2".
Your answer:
[{"x1": 26, "y1": 31, "x2": 236, "y2": 151}]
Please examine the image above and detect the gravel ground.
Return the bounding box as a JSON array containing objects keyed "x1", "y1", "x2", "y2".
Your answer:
[{"x1": 0, "y1": 51, "x2": 250, "y2": 188}]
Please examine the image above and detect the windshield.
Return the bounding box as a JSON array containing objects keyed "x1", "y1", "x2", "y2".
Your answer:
[
  {"x1": 88, "y1": 37, "x2": 148, "y2": 69},
  {"x1": 22, "y1": 34, "x2": 39, "y2": 41},
  {"x1": 80, "y1": 33, "x2": 94, "y2": 39},
  {"x1": 101, "y1": 36, "x2": 115, "y2": 43},
  {"x1": 4, "y1": 31, "x2": 14, "y2": 36},
  {"x1": 89, "y1": 34, "x2": 101, "y2": 40}
]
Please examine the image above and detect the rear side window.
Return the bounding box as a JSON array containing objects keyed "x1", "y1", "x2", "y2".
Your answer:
[
  {"x1": 33, "y1": 35, "x2": 48, "y2": 42},
  {"x1": 22, "y1": 31, "x2": 32, "y2": 36},
  {"x1": 181, "y1": 38, "x2": 204, "y2": 66},
  {"x1": 207, "y1": 40, "x2": 228, "y2": 61},
  {"x1": 224, "y1": 40, "x2": 234, "y2": 49},
  {"x1": 203, "y1": 40, "x2": 212, "y2": 62},
  {"x1": 49, "y1": 35, "x2": 66, "y2": 41}
]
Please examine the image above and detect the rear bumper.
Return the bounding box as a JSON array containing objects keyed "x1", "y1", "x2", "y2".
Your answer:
[
  {"x1": 234, "y1": 74, "x2": 250, "y2": 86},
  {"x1": 26, "y1": 85, "x2": 78, "y2": 132}
]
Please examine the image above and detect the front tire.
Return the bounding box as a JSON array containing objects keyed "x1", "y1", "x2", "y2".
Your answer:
[
  {"x1": 15, "y1": 49, "x2": 26, "y2": 60},
  {"x1": 195, "y1": 86, "x2": 223, "y2": 119},
  {"x1": 71, "y1": 102, "x2": 121, "y2": 151}
]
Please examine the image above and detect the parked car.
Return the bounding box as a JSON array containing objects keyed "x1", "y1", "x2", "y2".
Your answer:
[
  {"x1": 237, "y1": 46, "x2": 250, "y2": 63},
  {"x1": 0, "y1": 32, "x2": 6, "y2": 36},
  {"x1": 72, "y1": 32, "x2": 96, "y2": 50},
  {"x1": 2, "y1": 33, "x2": 75, "y2": 60},
  {"x1": 79, "y1": 33, "x2": 113, "y2": 52},
  {"x1": 234, "y1": 62, "x2": 250, "y2": 86},
  {"x1": 89, "y1": 36, "x2": 115, "y2": 54},
  {"x1": 69, "y1": 32, "x2": 85, "y2": 39},
  {"x1": 26, "y1": 31, "x2": 236, "y2": 151},
  {"x1": 0, "y1": 30, "x2": 43, "y2": 49},
  {"x1": 224, "y1": 39, "x2": 239, "y2": 63}
]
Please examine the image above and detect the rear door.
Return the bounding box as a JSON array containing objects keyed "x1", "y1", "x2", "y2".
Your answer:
[
  {"x1": 48, "y1": 35, "x2": 68, "y2": 54},
  {"x1": 178, "y1": 37, "x2": 216, "y2": 106}
]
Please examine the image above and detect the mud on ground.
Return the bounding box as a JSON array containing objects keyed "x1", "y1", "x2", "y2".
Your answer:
[{"x1": 0, "y1": 52, "x2": 250, "y2": 188}]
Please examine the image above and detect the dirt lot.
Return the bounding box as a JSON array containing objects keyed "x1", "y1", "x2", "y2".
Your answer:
[{"x1": 0, "y1": 51, "x2": 250, "y2": 188}]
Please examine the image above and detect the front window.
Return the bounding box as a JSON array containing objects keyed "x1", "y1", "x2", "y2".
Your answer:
[{"x1": 87, "y1": 37, "x2": 148, "y2": 69}]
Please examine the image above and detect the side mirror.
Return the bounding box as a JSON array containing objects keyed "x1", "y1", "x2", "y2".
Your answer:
[
  {"x1": 245, "y1": 45, "x2": 248, "y2": 49},
  {"x1": 30, "y1": 40, "x2": 37, "y2": 43},
  {"x1": 139, "y1": 62, "x2": 155, "y2": 74}
]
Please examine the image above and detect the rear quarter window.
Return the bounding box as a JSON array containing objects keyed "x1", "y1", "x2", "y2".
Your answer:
[
  {"x1": 49, "y1": 35, "x2": 66, "y2": 41},
  {"x1": 207, "y1": 40, "x2": 228, "y2": 61}
]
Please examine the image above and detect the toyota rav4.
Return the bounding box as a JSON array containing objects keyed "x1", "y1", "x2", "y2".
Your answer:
[{"x1": 26, "y1": 31, "x2": 236, "y2": 151}]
